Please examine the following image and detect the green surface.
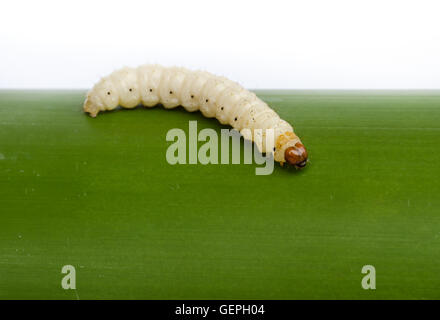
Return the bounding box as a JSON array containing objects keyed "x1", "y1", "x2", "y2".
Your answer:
[{"x1": 0, "y1": 90, "x2": 439, "y2": 299}]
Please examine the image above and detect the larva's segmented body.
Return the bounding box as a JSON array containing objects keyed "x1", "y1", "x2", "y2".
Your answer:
[{"x1": 84, "y1": 65, "x2": 308, "y2": 167}]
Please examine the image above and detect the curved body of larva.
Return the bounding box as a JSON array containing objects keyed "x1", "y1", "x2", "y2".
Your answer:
[{"x1": 83, "y1": 64, "x2": 308, "y2": 167}]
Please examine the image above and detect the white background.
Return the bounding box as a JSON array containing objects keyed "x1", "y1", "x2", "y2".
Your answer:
[{"x1": 1, "y1": 0, "x2": 439, "y2": 89}]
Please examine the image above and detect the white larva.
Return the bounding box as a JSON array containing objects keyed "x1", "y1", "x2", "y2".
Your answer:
[{"x1": 83, "y1": 65, "x2": 308, "y2": 167}]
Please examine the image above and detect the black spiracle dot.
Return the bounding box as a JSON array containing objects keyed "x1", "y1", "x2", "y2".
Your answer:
[
  {"x1": 273, "y1": 147, "x2": 276, "y2": 151},
  {"x1": 234, "y1": 117, "x2": 238, "y2": 121},
  {"x1": 129, "y1": 88, "x2": 132, "y2": 92},
  {"x1": 205, "y1": 99, "x2": 209, "y2": 103},
  {"x1": 107, "y1": 92, "x2": 111, "y2": 95},
  {"x1": 191, "y1": 95, "x2": 194, "y2": 99},
  {"x1": 221, "y1": 107, "x2": 224, "y2": 110},
  {"x1": 169, "y1": 91, "x2": 173, "y2": 94},
  {"x1": 149, "y1": 88, "x2": 153, "y2": 92}
]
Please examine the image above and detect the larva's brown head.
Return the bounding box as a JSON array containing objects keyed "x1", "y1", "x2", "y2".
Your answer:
[{"x1": 285, "y1": 142, "x2": 308, "y2": 169}]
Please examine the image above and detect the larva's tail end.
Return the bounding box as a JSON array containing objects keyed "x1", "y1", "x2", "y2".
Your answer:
[
  {"x1": 83, "y1": 98, "x2": 99, "y2": 118},
  {"x1": 285, "y1": 143, "x2": 308, "y2": 169},
  {"x1": 83, "y1": 107, "x2": 98, "y2": 118}
]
